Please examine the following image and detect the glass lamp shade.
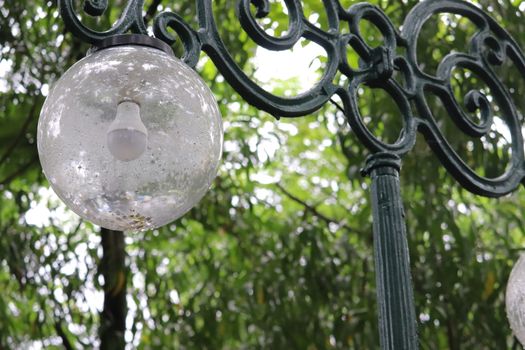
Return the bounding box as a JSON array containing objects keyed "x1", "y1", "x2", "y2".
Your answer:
[
  {"x1": 37, "y1": 41, "x2": 223, "y2": 231},
  {"x1": 506, "y1": 253, "x2": 525, "y2": 345}
]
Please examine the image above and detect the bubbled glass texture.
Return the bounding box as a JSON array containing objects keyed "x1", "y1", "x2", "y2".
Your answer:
[
  {"x1": 37, "y1": 46, "x2": 223, "y2": 231},
  {"x1": 506, "y1": 254, "x2": 525, "y2": 346}
]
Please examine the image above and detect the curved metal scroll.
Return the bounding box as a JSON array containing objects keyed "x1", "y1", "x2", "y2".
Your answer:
[{"x1": 57, "y1": 0, "x2": 525, "y2": 197}]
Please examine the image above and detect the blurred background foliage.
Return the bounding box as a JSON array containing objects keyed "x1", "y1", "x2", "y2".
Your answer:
[{"x1": 0, "y1": 0, "x2": 524, "y2": 348}]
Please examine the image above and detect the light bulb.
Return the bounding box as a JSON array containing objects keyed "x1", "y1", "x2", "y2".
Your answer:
[
  {"x1": 107, "y1": 100, "x2": 148, "y2": 161},
  {"x1": 506, "y1": 253, "x2": 525, "y2": 346},
  {"x1": 37, "y1": 35, "x2": 223, "y2": 231}
]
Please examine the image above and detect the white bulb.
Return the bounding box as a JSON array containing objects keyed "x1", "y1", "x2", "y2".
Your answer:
[
  {"x1": 506, "y1": 253, "x2": 525, "y2": 346},
  {"x1": 107, "y1": 101, "x2": 148, "y2": 161}
]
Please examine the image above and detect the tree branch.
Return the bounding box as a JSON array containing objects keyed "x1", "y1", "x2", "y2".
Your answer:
[
  {"x1": 329, "y1": 98, "x2": 346, "y2": 116},
  {"x1": 0, "y1": 154, "x2": 38, "y2": 187},
  {"x1": 275, "y1": 183, "x2": 368, "y2": 235},
  {"x1": 54, "y1": 320, "x2": 75, "y2": 350},
  {"x1": 143, "y1": 0, "x2": 162, "y2": 25},
  {"x1": 0, "y1": 103, "x2": 38, "y2": 167}
]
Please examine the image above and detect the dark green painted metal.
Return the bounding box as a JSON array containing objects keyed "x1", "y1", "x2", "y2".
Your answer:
[
  {"x1": 57, "y1": 0, "x2": 525, "y2": 197},
  {"x1": 91, "y1": 34, "x2": 174, "y2": 56},
  {"x1": 363, "y1": 153, "x2": 418, "y2": 349}
]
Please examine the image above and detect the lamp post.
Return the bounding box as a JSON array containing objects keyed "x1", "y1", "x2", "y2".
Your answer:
[{"x1": 44, "y1": 0, "x2": 525, "y2": 348}]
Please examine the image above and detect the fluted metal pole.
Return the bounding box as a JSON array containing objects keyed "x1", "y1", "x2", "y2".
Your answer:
[{"x1": 362, "y1": 152, "x2": 418, "y2": 350}]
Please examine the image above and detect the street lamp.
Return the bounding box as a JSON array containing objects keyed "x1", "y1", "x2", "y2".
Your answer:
[
  {"x1": 37, "y1": 34, "x2": 223, "y2": 231},
  {"x1": 50, "y1": 0, "x2": 525, "y2": 348},
  {"x1": 507, "y1": 254, "x2": 525, "y2": 346}
]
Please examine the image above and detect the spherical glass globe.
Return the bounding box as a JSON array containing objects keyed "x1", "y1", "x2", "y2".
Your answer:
[
  {"x1": 37, "y1": 39, "x2": 223, "y2": 231},
  {"x1": 506, "y1": 253, "x2": 525, "y2": 345}
]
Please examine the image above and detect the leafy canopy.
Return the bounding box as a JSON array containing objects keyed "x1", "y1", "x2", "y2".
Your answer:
[{"x1": 0, "y1": 0, "x2": 524, "y2": 349}]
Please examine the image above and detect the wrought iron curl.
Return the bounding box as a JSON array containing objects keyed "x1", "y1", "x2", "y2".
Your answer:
[
  {"x1": 237, "y1": 0, "x2": 305, "y2": 51},
  {"x1": 58, "y1": 0, "x2": 147, "y2": 43},
  {"x1": 84, "y1": 0, "x2": 108, "y2": 16},
  {"x1": 57, "y1": 0, "x2": 525, "y2": 197},
  {"x1": 401, "y1": 0, "x2": 525, "y2": 196}
]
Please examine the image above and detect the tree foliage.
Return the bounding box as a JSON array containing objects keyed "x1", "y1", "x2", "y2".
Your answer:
[{"x1": 0, "y1": 0, "x2": 524, "y2": 349}]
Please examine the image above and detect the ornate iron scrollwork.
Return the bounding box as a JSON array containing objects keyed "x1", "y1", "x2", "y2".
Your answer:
[{"x1": 57, "y1": 0, "x2": 525, "y2": 197}]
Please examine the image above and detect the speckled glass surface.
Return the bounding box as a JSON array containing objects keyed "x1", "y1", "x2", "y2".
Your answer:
[
  {"x1": 506, "y1": 254, "x2": 525, "y2": 345},
  {"x1": 37, "y1": 45, "x2": 223, "y2": 231}
]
